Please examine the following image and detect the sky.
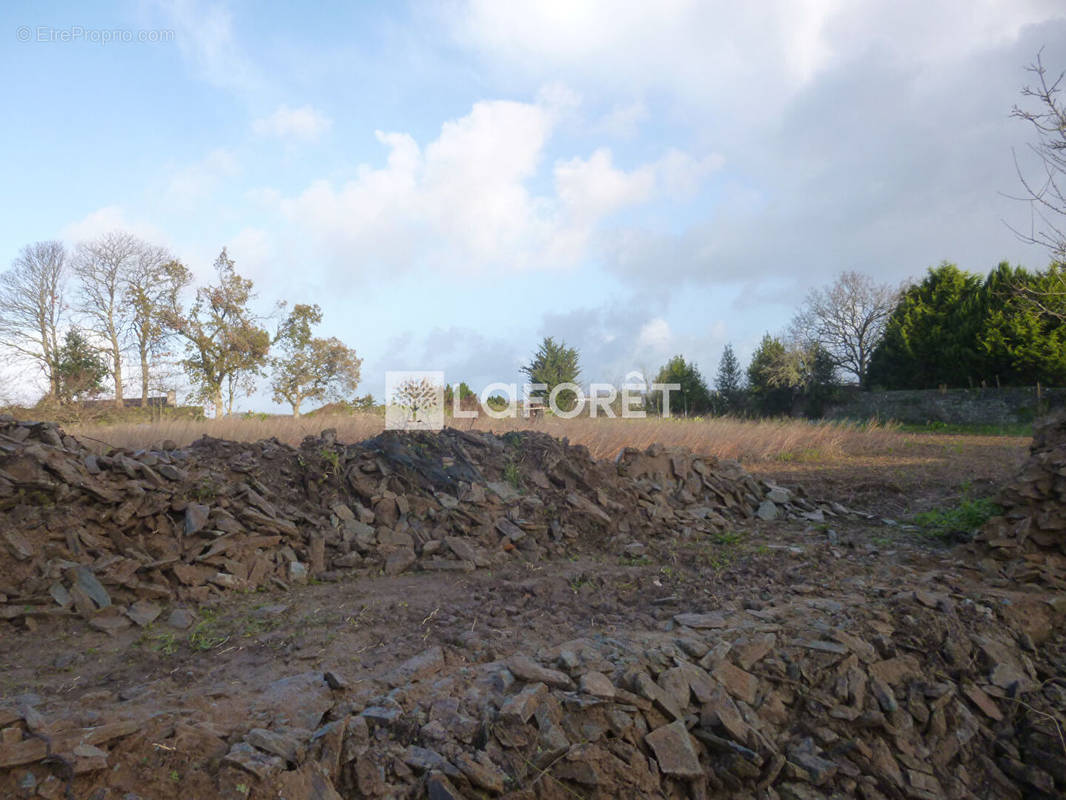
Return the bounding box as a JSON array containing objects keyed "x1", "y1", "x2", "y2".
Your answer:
[{"x1": 2, "y1": 0, "x2": 1065, "y2": 408}]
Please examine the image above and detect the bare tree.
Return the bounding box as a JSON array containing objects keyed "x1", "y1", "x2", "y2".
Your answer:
[
  {"x1": 790, "y1": 271, "x2": 900, "y2": 387},
  {"x1": 1009, "y1": 50, "x2": 1066, "y2": 262},
  {"x1": 0, "y1": 241, "x2": 68, "y2": 398},
  {"x1": 124, "y1": 248, "x2": 191, "y2": 406},
  {"x1": 73, "y1": 232, "x2": 141, "y2": 406}
]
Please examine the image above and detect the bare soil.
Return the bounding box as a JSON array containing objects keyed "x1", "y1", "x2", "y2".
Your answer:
[{"x1": 1, "y1": 420, "x2": 1062, "y2": 800}]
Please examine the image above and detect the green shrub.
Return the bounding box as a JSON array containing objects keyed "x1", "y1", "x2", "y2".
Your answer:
[{"x1": 911, "y1": 496, "x2": 1001, "y2": 541}]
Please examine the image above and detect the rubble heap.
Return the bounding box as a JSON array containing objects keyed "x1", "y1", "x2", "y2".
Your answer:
[
  {"x1": 976, "y1": 410, "x2": 1066, "y2": 577},
  {"x1": 3, "y1": 570, "x2": 1062, "y2": 799},
  {"x1": 0, "y1": 416, "x2": 1064, "y2": 799},
  {"x1": 295, "y1": 595, "x2": 1061, "y2": 800},
  {"x1": 0, "y1": 417, "x2": 862, "y2": 631}
]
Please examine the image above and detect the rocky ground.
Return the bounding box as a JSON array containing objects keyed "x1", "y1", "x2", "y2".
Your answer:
[{"x1": 0, "y1": 415, "x2": 1063, "y2": 799}]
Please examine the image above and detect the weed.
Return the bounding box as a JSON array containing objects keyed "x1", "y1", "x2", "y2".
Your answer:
[
  {"x1": 911, "y1": 496, "x2": 1002, "y2": 542},
  {"x1": 236, "y1": 614, "x2": 281, "y2": 638},
  {"x1": 618, "y1": 555, "x2": 652, "y2": 567},
  {"x1": 139, "y1": 630, "x2": 178, "y2": 655},
  {"x1": 711, "y1": 530, "x2": 744, "y2": 545},
  {"x1": 703, "y1": 552, "x2": 732, "y2": 570},
  {"x1": 569, "y1": 575, "x2": 593, "y2": 592},
  {"x1": 504, "y1": 460, "x2": 521, "y2": 489},
  {"x1": 319, "y1": 447, "x2": 341, "y2": 476},
  {"x1": 189, "y1": 476, "x2": 219, "y2": 502},
  {"x1": 188, "y1": 609, "x2": 228, "y2": 650}
]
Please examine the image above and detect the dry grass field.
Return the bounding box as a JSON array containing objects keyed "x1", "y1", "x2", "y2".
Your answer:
[
  {"x1": 65, "y1": 412, "x2": 1030, "y2": 518},
  {"x1": 67, "y1": 412, "x2": 908, "y2": 461}
]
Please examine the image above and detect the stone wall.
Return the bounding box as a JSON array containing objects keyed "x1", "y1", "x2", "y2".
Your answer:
[{"x1": 824, "y1": 385, "x2": 1066, "y2": 425}]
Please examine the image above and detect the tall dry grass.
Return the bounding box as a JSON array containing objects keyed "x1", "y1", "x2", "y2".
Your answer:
[{"x1": 67, "y1": 413, "x2": 905, "y2": 463}]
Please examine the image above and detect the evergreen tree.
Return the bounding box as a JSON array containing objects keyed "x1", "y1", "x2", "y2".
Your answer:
[
  {"x1": 55, "y1": 329, "x2": 108, "y2": 403},
  {"x1": 747, "y1": 335, "x2": 794, "y2": 415},
  {"x1": 978, "y1": 262, "x2": 1066, "y2": 386},
  {"x1": 803, "y1": 344, "x2": 839, "y2": 417},
  {"x1": 868, "y1": 261, "x2": 1066, "y2": 389},
  {"x1": 651, "y1": 355, "x2": 712, "y2": 416},
  {"x1": 867, "y1": 263, "x2": 984, "y2": 388},
  {"x1": 744, "y1": 336, "x2": 838, "y2": 417},
  {"x1": 521, "y1": 337, "x2": 581, "y2": 411},
  {"x1": 443, "y1": 382, "x2": 477, "y2": 413},
  {"x1": 714, "y1": 343, "x2": 745, "y2": 413}
]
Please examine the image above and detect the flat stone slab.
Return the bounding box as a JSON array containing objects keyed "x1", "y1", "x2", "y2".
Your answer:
[{"x1": 645, "y1": 720, "x2": 703, "y2": 778}]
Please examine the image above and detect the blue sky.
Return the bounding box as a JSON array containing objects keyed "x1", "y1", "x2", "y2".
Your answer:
[{"x1": 2, "y1": 1, "x2": 1065, "y2": 407}]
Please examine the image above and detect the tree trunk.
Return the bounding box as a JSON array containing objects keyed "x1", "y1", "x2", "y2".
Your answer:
[
  {"x1": 213, "y1": 388, "x2": 224, "y2": 419},
  {"x1": 292, "y1": 399, "x2": 301, "y2": 418},
  {"x1": 111, "y1": 334, "x2": 123, "y2": 407},
  {"x1": 39, "y1": 319, "x2": 57, "y2": 399},
  {"x1": 140, "y1": 347, "x2": 150, "y2": 407}
]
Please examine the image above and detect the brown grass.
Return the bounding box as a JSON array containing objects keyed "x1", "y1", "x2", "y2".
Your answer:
[
  {"x1": 65, "y1": 412, "x2": 1030, "y2": 517},
  {"x1": 70, "y1": 412, "x2": 904, "y2": 462}
]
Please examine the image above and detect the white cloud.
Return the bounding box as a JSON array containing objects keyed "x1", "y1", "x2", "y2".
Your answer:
[
  {"x1": 594, "y1": 100, "x2": 647, "y2": 138},
  {"x1": 636, "y1": 317, "x2": 671, "y2": 351},
  {"x1": 276, "y1": 92, "x2": 716, "y2": 275},
  {"x1": 166, "y1": 148, "x2": 240, "y2": 205},
  {"x1": 453, "y1": 0, "x2": 1066, "y2": 119},
  {"x1": 653, "y1": 149, "x2": 725, "y2": 197},
  {"x1": 61, "y1": 206, "x2": 167, "y2": 245},
  {"x1": 228, "y1": 227, "x2": 274, "y2": 277},
  {"x1": 154, "y1": 0, "x2": 264, "y2": 95},
  {"x1": 452, "y1": 0, "x2": 838, "y2": 115},
  {"x1": 252, "y1": 105, "x2": 332, "y2": 141},
  {"x1": 555, "y1": 148, "x2": 654, "y2": 219}
]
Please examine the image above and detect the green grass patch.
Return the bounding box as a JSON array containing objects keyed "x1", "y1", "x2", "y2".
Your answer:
[
  {"x1": 711, "y1": 530, "x2": 744, "y2": 545},
  {"x1": 188, "y1": 609, "x2": 228, "y2": 650},
  {"x1": 911, "y1": 496, "x2": 1002, "y2": 541},
  {"x1": 899, "y1": 421, "x2": 1032, "y2": 437},
  {"x1": 774, "y1": 448, "x2": 826, "y2": 463},
  {"x1": 138, "y1": 629, "x2": 178, "y2": 655}
]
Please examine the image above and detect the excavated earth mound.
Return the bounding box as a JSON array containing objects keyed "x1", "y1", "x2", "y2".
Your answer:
[
  {"x1": 0, "y1": 415, "x2": 851, "y2": 627},
  {"x1": 0, "y1": 416, "x2": 1064, "y2": 800}
]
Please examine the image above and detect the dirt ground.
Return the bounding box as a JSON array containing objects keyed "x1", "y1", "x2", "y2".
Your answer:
[
  {"x1": 749, "y1": 432, "x2": 1030, "y2": 517},
  {"x1": 1, "y1": 427, "x2": 1061, "y2": 800}
]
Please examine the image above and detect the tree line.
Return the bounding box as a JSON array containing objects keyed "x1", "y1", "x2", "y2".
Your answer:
[
  {"x1": 0, "y1": 233, "x2": 361, "y2": 417},
  {"x1": 517, "y1": 258, "x2": 1066, "y2": 422},
  {"x1": 4, "y1": 233, "x2": 1063, "y2": 422},
  {"x1": 665, "y1": 259, "x2": 1066, "y2": 418}
]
